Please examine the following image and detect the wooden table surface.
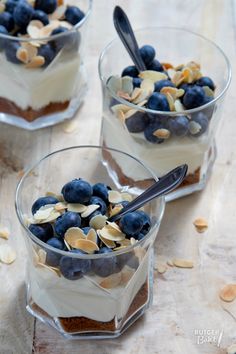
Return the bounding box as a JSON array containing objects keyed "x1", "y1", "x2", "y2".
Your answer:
[{"x1": 1, "y1": 0, "x2": 236, "y2": 353}]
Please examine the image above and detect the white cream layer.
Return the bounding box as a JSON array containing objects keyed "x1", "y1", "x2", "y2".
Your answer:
[
  {"x1": 30, "y1": 249, "x2": 149, "y2": 322},
  {"x1": 0, "y1": 51, "x2": 81, "y2": 110},
  {"x1": 102, "y1": 113, "x2": 210, "y2": 178}
]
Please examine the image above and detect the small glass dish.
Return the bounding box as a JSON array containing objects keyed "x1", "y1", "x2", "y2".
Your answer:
[
  {"x1": 15, "y1": 145, "x2": 165, "y2": 339},
  {"x1": 98, "y1": 27, "x2": 231, "y2": 201},
  {"x1": 0, "y1": 0, "x2": 92, "y2": 130}
]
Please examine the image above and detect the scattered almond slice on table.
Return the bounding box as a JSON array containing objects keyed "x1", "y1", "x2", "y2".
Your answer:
[
  {"x1": 156, "y1": 262, "x2": 168, "y2": 274},
  {"x1": 219, "y1": 284, "x2": 236, "y2": 302},
  {"x1": 172, "y1": 258, "x2": 194, "y2": 268},
  {"x1": 193, "y1": 217, "x2": 208, "y2": 233},
  {"x1": 0, "y1": 244, "x2": 16, "y2": 264},
  {"x1": 0, "y1": 227, "x2": 10, "y2": 240},
  {"x1": 62, "y1": 119, "x2": 79, "y2": 133}
]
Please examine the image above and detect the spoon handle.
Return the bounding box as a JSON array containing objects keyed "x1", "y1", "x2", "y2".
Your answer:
[
  {"x1": 113, "y1": 6, "x2": 146, "y2": 72},
  {"x1": 109, "y1": 164, "x2": 188, "y2": 222}
]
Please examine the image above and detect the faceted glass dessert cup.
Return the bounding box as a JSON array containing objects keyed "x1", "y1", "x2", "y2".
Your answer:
[
  {"x1": 99, "y1": 27, "x2": 231, "y2": 201},
  {"x1": 0, "y1": 0, "x2": 92, "y2": 130},
  {"x1": 15, "y1": 145, "x2": 165, "y2": 339}
]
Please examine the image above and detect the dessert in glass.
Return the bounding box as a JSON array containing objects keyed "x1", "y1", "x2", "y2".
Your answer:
[
  {"x1": 99, "y1": 27, "x2": 231, "y2": 201},
  {"x1": 0, "y1": 0, "x2": 92, "y2": 130},
  {"x1": 15, "y1": 145, "x2": 165, "y2": 339}
]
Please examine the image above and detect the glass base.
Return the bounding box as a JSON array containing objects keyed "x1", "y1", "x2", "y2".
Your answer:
[{"x1": 0, "y1": 83, "x2": 87, "y2": 130}]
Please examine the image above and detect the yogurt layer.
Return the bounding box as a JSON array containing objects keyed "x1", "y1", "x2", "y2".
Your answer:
[
  {"x1": 102, "y1": 112, "x2": 210, "y2": 178},
  {"x1": 30, "y1": 248, "x2": 150, "y2": 322},
  {"x1": 0, "y1": 51, "x2": 81, "y2": 110}
]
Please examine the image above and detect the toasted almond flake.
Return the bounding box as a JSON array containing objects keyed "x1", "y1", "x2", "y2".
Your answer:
[
  {"x1": 117, "y1": 90, "x2": 132, "y2": 101},
  {"x1": 173, "y1": 259, "x2": 194, "y2": 268},
  {"x1": 43, "y1": 210, "x2": 61, "y2": 223},
  {"x1": 50, "y1": 4, "x2": 66, "y2": 20},
  {"x1": 161, "y1": 62, "x2": 174, "y2": 70},
  {"x1": 62, "y1": 119, "x2": 79, "y2": 133},
  {"x1": 117, "y1": 238, "x2": 131, "y2": 247},
  {"x1": 137, "y1": 99, "x2": 148, "y2": 107},
  {"x1": 107, "y1": 76, "x2": 122, "y2": 93},
  {"x1": 89, "y1": 214, "x2": 107, "y2": 230},
  {"x1": 81, "y1": 204, "x2": 100, "y2": 218},
  {"x1": 33, "y1": 205, "x2": 55, "y2": 221},
  {"x1": 172, "y1": 71, "x2": 185, "y2": 87},
  {"x1": 193, "y1": 217, "x2": 208, "y2": 233},
  {"x1": 189, "y1": 121, "x2": 201, "y2": 135},
  {"x1": 227, "y1": 344, "x2": 236, "y2": 354},
  {"x1": 117, "y1": 110, "x2": 126, "y2": 122},
  {"x1": 100, "y1": 225, "x2": 125, "y2": 241},
  {"x1": 109, "y1": 204, "x2": 123, "y2": 217},
  {"x1": 27, "y1": 24, "x2": 41, "y2": 38},
  {"x1": 132, "y1": 89, "x2": 149, "y2": 104},
  {"x1": 166, "y1": 92, "x2": 175, "y2": 111},
  {"x1": 156, "y1": 262, "x2": 167, "y2": 274},
  {"x1": 29, "y1": 20, "x2": 44, "y2": 29},
  {"x1": 16, "y1": 47, "x2": 29, "y2": 64},
  {"x1": 174, "y1": 99, "x2": 185, "y2": 112},
  {"x1": 175, "y1": 64, "x2": 184, "y2": 71},
  {"x1": 182, "y1": 67, "x2": 193, "y2": 83},
  {"x1": 153, "y1": 128, "x2": 170, "y2": 139},
  {"x1": 54, "y1": 202, "x2": 67, "y2": 211},
  {"x1": 108, "y1": 190, "x2": 122, "y2": 204},
  {"x1": 121, "y1": 266, "x2": 135, "y2": 284},
  {"x1": 203, "y1": 86, "x2": 214, "y2": 97},
  {"x1": 0, "y1": 244, "x2": 16, "y2": 264},
  {"x1": 57, "y1": 0, "x2": 64, "y2": 6},
  {"x1": 86, "y1": 229, "x2": 97, "y2": 243},
  {"x1": 113, "y1": 245, "x2": 127, "y2": 251},
  {"x1": 106, "y1": 221, "x2": 121, "y2": 232},
  {"x1": 26, "y1": 55, "x2": 45, "y2": 68},
  {"x1": 64, "y1": 227, "x2": 86, "y2": 247},
  {"x1": 124, "y1": 108, "x2": 139, "y2": 119},
  {"x1": 121, "y1": 192, "x2": 132, "y2": 202},
  {"x1": 72, "y1": 239, "x2": 99, "y2": 253},
  {"x1": 121, "y1": 76, "x2": 134, "y2": 94},
  {"x1": 0, "y1": 227, "x2": 10, "y2": 240},
  {"x1": 37, "y1": 262, "x2": 60, "y2": 276},
  {"x1": 161, "y1": 87, "x2": 185, "y2": 99},
  {"x1": 219, "y1": 284, "x2": 236, "y2": 302},
  {"x1": 131, "y1": 87, "x2": 142, "y2": 101},
  {"x1": 140, "y1": 79, "x2": 154, "y2": 94},
  {"x1": 59, "y1": 20, "x2": 73, "y2": 29},
  {"x1": 67, "y1": 203, "x2": 87, "y2": 213},
  {"x1": 99, "y1": 272, "x2": 122, "y2": 289},
  {"x1": 97, "y1": 232, "x2": 116, "y2": 248},
  {"x1": 111, "y1": 104, "x2": 132, "y2": 115},
  {"x1": 139, "y1": 70, "x2": 167, "y2": 82},
  {"x1": 21, "y1": 42, "x2": 38, "y2": 60},
  {"x1": 38, "y1": 248, "x2": 46, "y2": 264}
]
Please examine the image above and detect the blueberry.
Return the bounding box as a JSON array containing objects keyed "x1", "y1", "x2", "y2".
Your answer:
[
  {"x1": 89, "y1": 196, "x2": 107, "y2": 215},
  {"x1": 189, "y1": 112, "x2": 209, "y2": 137},
  {"x1": 119, "y1": 212, "x2": 143, "y2": 237},
  {"x1": 54, "y1": 211, "x2": 81, "y2": 238},
  {"x1": 51, "y1": 26, "x2": 69, "y2": 51},
  {"x1": 202, "y1": 96, "x2": 215, "y2": 120},
  {"x1": 65, "y1": 6, "x2": 85, "y2": 25},
  {"x1": 154, "y1": 79, "x2": 175, "y2": 92},
  {"x1": 92, "y1": 247, "x2": 118, "y2": 277},
  {"x1": 31, "y1": 196, "x2": 59, "y2": 215},
  {"x1": 135, "y1": 210, "x2": 151, "y2": 235},
  {"x1": 32, "y1": 9, "x2": 49, "y2": 25},
  {"x1": 60, "y1": 249, "x2": 91, "y2": 280},
  {"x1": 0, "y1": 25, "x2": 8, "y2": 50},
  {"x1": 13, "y1": 2, "x2": 34, "y2": 28},
  {"x1": 183, "y1": 86, "x2": 206, "y2": 109},
  {"x1": 5, "y1": 0, "x2": 18, "y2": 14},
  {"x1": 133, "y1": 77, "x2": 142, "y2": 88},
  {"x1": 38, "y1": 44, "x2": 55, "y2": 66},
  {"x1": 82, "y1": 227, "x2": 91, "y2": 235},
  {"x1": 147, "y1": 92, "x2": 170, "y2": 112},
  {"x1": 126, "y1": 254, "x2": 139, "y2": 269},
  {"x1": 0, "y1": 12, "x2": 14, "y2": 32},
  {"x1": 168, "y1": 115, "x2": 189, "y2": 137},
  {"x1": 92, "y1": 183, "x2": 110, "y2": 204},
  {"x1": 139, "y1": 45, "x2": 155, "y2": 66},
  {"x1": 179, "y1": 83, "x2": 193, "y2": 92},
  {"x1": 62, "y1": 179, "x2": 92, "y2": 204},
  {"x1": 121, "y1": 65, "x2": 138, "y2": 78},
  {"x1": 144, "y1": 121, "x2": 165, "y2": 144},
  {"x1": 35, "y1": 0, "x2": 57, "y2": 14},
  {"x1": 46, "y1": 237, "x2": 64, "y2": 266},
  {"x1": 29, "y1": 223, "x2": 53, "y2": 242},
  {"x1": 147, "y1": 59, "x2": 163, "y2": 72},
  {"x1": 196, "y1": 76, "x2": 215, "y2": 91},
  {"x1": 125, "y1": 112, "x2": 149, "y2": 133}
]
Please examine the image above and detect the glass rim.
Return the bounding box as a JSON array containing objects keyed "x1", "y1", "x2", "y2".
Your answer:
[
  {"x1": 15, "y1": 145, "x2": 165, "y2": 259},
  {"x1": 0, "y1": 0, "x2": 92, "y2": 42},
  {"x1": 98, "y1": 26, "x2": 232, "y2": 116}
]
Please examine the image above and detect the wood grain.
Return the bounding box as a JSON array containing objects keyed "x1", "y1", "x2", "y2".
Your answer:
[{"x1": 0, "y1": 0, "x2": 236, "y2": 353}]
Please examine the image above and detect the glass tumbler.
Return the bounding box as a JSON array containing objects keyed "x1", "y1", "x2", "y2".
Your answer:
[
  {"x1": 15, "y1": 145, "x2": 165, "y2": 339},
  {"x1": 0, "y1": 0, "x2": 92, "y2": 130},
  {"x1": 99, "y1": 27, "x2": 231, "y2": 201}
]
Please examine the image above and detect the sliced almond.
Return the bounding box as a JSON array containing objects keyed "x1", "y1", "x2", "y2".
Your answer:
[
  {"x1": 28, "y1": 20, "x2": 44, "y2": 29},
  {"x1": 81, "y1": 204, "x2": 100, "y2": 218},
  {"x1": 67, "y1": 203, "x2": 87, "y2": 213},
  {"x1": 21, "y1": 43, "x2": 38, "y2": 61},
  {"x1": 89, "y1": 214, "x2": 107, "y2": 230},
  {"x1": 62, "y1": 119, "x2": 79, "y2": 133},
  {"x1": 97, "y1": 232, "x2": 116, "y2": 248},
  {"x1": 109, "y1": 204, "x2": 123, "y2": 217},
  {"x1": 72, "y1": 239, "x2": 99, "y2": 253},
  {"x1": 106, "y1": 221, "x2": 122, "y2": 232},
  {"x1": 33, "y1": 205, "x2": 55, "y2": 221},
  {"x1": 0, "y1": 244, "x2": 16, "y2": 264},
  {"x1": 54, "y1": 202, "x2": 67, "y2": 212},
  {"x1": 121, "y1": 192, "x2": 132, "y2": 202},
  {"x1": 86, "y1": 229, "x2": 97, "y2": 243},
  {"x1": 64, "y1": 227, "x2": 86, "y2": 247},
  {"x1": 0, "y1": 227, "x2": 10, "y2": 240},
  {"x1": 203, "y1": 86, "x2": 214, "y2": 97},
  {"x1": 100, "y1": 225, "x2": 125, "y2": 241},
  {"x1": 156, "y1": 262, "x2": 167, "y2": 274},
  {"x1": 139, "y1": 70, "x2": 167, "y2": 82},
  {"x1": 99, "y1": 272, "x2": 122, "y2": 289},
  {"x1": 193, "y1": 217, "x2": 208, "y2": 233},
  {"x1": 131, "y1": 87, "x2": 143, "y2": 101},
  {"x1": 117, "y1": 238, "x2": 131, "y2": 247},
  {"x1": 111, "y1": 104, "x2": 132, "y2": 115},
  {"x1": 174, "y1": 99, "x2": 185, "y2": 112},
  {"x1": 219, "y1": 284, "x2": 236, "y2": 302},
  {"x1": 140, "y1": 79, "x2": 154, "y2": 94},
  {"x1": 173, "y1": 258, "x2": 194, "y2": 268},
  {"x1": 161, "y1": 62, "x2": 174, "y2": 70},
  {"x1": 117, "y1": 90, "x2": 132, "y2": 101},
  {"x1": 153, "y1": 128, "x2": 170, "y2": 139},
  {"x1": 130, "y1": 237, "x2": 137, "y2": 245},
  {"x1": 16, "y1": 47, "x2": 29, "y2": 64},
  {"x1": 50, "y1": 5, "x2": 66, "y2": 20},
  {"x1": 132, "y1": 89, "x2": 149, "y2": 104},
  {"x1": 108, "y1": 190, "x2": 122, "y2": 204},
  {"x1": 38, "y1": 248, "x2": 47, "y2": 264},
  {"x1": 25, "y1": 55, "x2": 45, "y2": 68},
  {"x1": 121, "y1": 76, "x2": 133, "y2": 95},
  {"x1": 189, "y1": 121, "x2": 201, "y2": 135},
  {"x1": 107, "y1": 75, "x2": 122, "y2": 94},
  {"x1": 37, "y1": 262, "x2": 60, "y2": 276}
]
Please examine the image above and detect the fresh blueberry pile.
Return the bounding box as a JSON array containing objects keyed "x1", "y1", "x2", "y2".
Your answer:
[
  {"x1": 111, "y1": 44, "x2": 216, "y2": 143},
  {"x1": 29, "y1": 178, "x2": 151, "y2": 281},
  {"x1": 0, "y1": 0, "x2": 85, "y2": 67}
]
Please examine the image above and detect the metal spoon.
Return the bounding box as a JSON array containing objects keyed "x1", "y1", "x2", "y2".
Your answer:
[
  {"x1": 113, "y1": 6, "x2": 146, "y2": 72},
  {"x1": 108, "y1": 164, "x2": 188, "y2": 222}
]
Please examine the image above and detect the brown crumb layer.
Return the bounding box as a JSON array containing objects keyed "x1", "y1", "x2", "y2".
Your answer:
[
  {"x1": 58, "y1": 282, "x2": 148, "y2": 333},
  {"x1": 0, "y1": 97, "x2": 69, "y2": 122}
]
